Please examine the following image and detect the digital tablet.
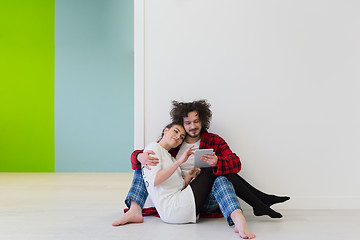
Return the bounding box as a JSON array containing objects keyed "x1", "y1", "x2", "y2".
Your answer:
[{"x1": 194, "y1": 149, "x2": 214, "y2": 168}]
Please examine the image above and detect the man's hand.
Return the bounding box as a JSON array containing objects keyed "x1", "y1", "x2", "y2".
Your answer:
[
  {"x1": 200, "y1": 153, "x2": 218, "y2": 167},
  {"x1": 138, "y1": 151, "x2": 159, "y2": 170}
]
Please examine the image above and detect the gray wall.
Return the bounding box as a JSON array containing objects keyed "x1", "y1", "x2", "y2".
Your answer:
[{"x1": 140, "y1": 0, "x2": 360, "y2": 209}]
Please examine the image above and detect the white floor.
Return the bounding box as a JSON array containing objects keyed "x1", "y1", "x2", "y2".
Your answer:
[{"x1": 1, "y1": 173, "x2": 359, "y2": 240}]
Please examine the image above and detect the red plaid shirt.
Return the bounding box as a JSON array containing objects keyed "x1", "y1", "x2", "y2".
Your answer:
[{"x1": 130, "y1": 130, "x2": 241, "y2": 175}]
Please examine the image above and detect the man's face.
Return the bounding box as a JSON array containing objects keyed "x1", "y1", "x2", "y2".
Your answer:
[{"x1": 183, "y1": 111, "x2": 202, "y2": 139}]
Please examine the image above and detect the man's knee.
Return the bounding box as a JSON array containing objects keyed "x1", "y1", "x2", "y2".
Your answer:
[
  {"x1": 213, "y1": 176, "x2": 231, "y2": 189},
  {"x1": 214, "y1": 176, "x2": 229, "y2": 184}
]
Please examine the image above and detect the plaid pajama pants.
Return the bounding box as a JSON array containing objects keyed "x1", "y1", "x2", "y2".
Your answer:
[
  {"x1": 206, "y1": 176, "x2": 241, "y2": 225},
  {"x1": 125, "y1": 169, "x2": 241, "y2": 226},
  {"x1": 124, "y1": 168, "x2": 148, "y2": 209}
]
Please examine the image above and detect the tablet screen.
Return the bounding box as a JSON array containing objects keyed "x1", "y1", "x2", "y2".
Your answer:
[{"x1": 194, "y1": 149, "x2": 213, "y2": 168}]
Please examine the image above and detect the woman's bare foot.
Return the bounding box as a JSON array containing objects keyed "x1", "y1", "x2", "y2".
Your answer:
[
  {"x1": 112, "y1": 202, "x2": 144, "y2": 226},
  {"x1": 230, "y1": 209, "x2": 256, "y2": 239}
]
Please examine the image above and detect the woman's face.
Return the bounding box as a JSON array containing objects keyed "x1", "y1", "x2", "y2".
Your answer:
[{"x1": 163, "y1": 125, "x2": 186, "y2": 148}]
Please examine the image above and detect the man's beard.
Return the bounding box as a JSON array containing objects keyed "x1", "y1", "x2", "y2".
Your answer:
[{"x1": 188, "y1": 129, "x2": 200, "y2": 138}]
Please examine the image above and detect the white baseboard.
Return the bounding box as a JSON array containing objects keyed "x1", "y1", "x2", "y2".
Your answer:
[
  {"x1": 144, "y1": 196, "x2": 360, "y2": 210},
  {"x1": 240, "y1": 196, "x2": 360, "y2": 210}
]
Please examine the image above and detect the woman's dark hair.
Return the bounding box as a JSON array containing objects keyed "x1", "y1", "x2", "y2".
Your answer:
[
  {"x1": 170, "y1": 99, "x2": 212, "y2": 130},
  {"x1": 159, "y1": 122, "x2": 184, "y2": 141}
]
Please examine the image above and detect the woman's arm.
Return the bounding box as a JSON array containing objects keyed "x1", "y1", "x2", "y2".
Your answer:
[
  {"x1": 154, "y1": 160, "x2": 182, "y2": 186},
  {"x1": 154, "y1": 146, "x2": 195, "y2": 186}
]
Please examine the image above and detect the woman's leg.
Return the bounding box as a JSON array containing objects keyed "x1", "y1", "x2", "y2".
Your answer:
[
  {"x1": 224, "y1": 173, "x2": 282, "y2": 218},
  {"x1": 113, "y1": 168, "x2": 147, "y2": 226},
  {"x1": 235, "y1": 175, "x2": 290, "y2": 207},
  {"x1": 190, "y1": 168, "x2": 217, "y2": 215},
  {"x1": 124, "y1": 167, "x2": 149, "y2": 208}
]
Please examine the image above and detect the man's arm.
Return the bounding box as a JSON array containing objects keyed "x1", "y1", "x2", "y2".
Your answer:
[
  {"x1": 202, "y1": 133, "x2": 242, "y2": 175},
  {"x1": 214, "y1": 141, "x2": 242, "y2": 175},
  {"x1": 131, "y1": 150, "x2": 160, "y2": 170},
  {"x1": 130, "y1": 150, "x2": 143, "y2": 170}
]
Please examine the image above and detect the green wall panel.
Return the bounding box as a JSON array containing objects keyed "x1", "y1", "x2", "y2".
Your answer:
[{"x1": 0, "y1": 1, "x2": 54, "y2": 171}]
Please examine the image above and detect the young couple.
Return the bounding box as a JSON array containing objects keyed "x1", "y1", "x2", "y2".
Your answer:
[{"x1": 113, "y1": 100, "x2": 290, "y2": 239}]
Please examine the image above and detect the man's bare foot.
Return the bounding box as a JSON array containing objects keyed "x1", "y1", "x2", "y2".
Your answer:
[
  {"x1": 112, "y1": 202, "x2": 144, "y2": 226},
  {"x1": 230, "y1": 209, "x2": 256, "y2": 239}
]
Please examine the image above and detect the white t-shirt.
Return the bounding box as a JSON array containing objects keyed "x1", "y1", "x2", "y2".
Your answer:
[
  {"x1": 142, "y1": 142, "x2": 196, "y2": 223},
  {"x1": 176, "y1": 140, "x2": 201, "y2": 178}
]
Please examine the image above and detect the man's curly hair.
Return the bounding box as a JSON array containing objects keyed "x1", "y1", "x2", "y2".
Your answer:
[{"x1": 170, "y1": 99, "x2": 212, "y2": 130}]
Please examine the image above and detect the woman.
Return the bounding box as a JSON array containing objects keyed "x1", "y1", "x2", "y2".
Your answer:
[{"x1": 142, "y1": 122, "x2": 217, "y2": 223}]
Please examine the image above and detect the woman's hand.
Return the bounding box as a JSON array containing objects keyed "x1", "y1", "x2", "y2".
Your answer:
[
  {"x1": 138, "y1": 151, "x2": 159, "y2": 170},
  {"x1": 183, "y1": 168, "x2": 201, "y2": 189},
  {"x1": 187, "y1": 168, "x2": 201, "y2": 179},
  {"x1": 177, "y1": 146, "x2": 196, "y2": 165}
]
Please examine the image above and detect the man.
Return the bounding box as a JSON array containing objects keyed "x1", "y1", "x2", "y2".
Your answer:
[{"x1": 113, "y1": 100, "x2": 288, "y2": 239}]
